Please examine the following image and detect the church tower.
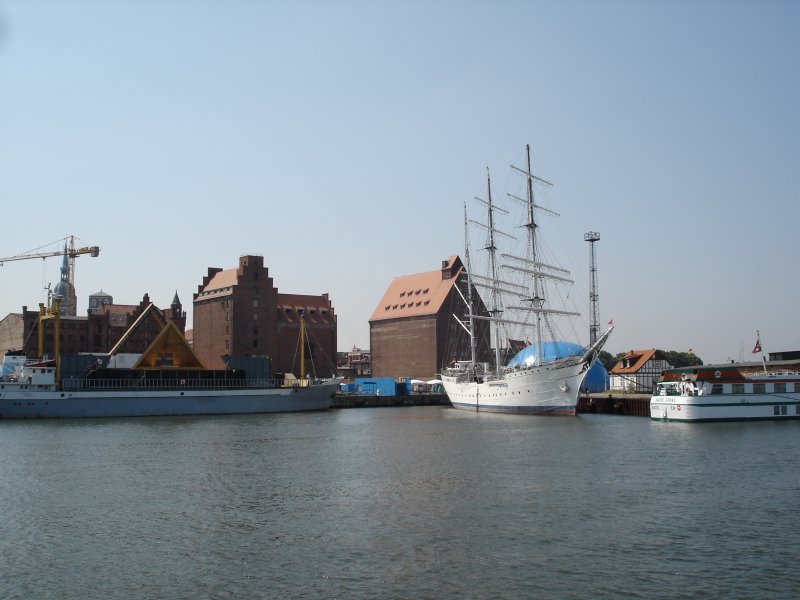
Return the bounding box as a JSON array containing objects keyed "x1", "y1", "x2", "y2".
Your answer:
[{"x1": 51, "y1": 243, "x2": 77, "y2": 316}]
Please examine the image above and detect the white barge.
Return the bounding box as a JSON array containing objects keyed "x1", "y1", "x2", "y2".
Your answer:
[{"x1": 650, "y1": 362, "x2": 800, "y2": 422}]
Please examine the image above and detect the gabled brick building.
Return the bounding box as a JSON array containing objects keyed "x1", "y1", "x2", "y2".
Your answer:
[
  {"x1": 15, "y1": 293, "x2": 186, "y2": 358},
  {"x1": 192, "y1": 255, "x2": 336, "y2": 377},
  {"x1": 369, "y1": 256, "x2": 491, "y2": 380}
]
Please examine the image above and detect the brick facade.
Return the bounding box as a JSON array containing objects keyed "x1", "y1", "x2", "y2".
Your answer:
[{"x1": 193, "y1": 255, "x2": 337, "y2": 376}]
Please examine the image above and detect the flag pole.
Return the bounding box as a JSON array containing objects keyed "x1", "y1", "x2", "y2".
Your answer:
[{"x1": 755, "y1": 330, "x2": 767, "y2": 372}]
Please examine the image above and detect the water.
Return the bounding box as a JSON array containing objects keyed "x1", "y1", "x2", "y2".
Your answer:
[{"x1": 1, "y1": 408, "x2": 798, "y2": 599}]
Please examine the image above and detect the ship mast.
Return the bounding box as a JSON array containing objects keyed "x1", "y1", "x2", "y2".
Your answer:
[
  {"x1": 486, "y1": 170, "x2": 503, "y2": 373},
  {"x1": 525, "y1": 145, "x2": 545, "y2": 366},
  {"x1": 463, "y1": 203, "x2": 478, "y2": 367}
]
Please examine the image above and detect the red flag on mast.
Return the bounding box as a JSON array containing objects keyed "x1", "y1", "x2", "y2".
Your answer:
[{"x1": 752, "y1": 338, "x2": 761, "y2": 354}]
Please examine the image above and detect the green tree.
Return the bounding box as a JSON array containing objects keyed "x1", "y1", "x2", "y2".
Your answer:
[
  {"x1": 598, "y1": 350, "x2": 617, "y2": 371},
  {"x1": 663, "y1": 351, "x2": 703, "y2": 368}
]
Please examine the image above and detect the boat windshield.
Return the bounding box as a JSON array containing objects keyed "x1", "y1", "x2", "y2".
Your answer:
[{"x1": 656, "y1": 382, "x2": 682, "y2": 396}]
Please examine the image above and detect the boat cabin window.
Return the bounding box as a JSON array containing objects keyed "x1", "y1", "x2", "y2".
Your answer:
[
  {"x1": 774, "y1": 382, "x2": 786, "y2": 393},
  {"x1": 753, "y1": 383, "x2": 765, "y2": 394},
  {"x1": 657, "y1": 382, "x2": 680, "y2": 395},
  {"x1": 732, "y1": 383, "x2": 745, "y2": 394},
  {"x1": 711, "y1": 383, "x2": 723, "y2": 395}
]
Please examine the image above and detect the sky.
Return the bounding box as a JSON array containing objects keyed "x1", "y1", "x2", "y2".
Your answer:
[{"x1": 0, "y1": 0, "x2": 798, "y2": 364}]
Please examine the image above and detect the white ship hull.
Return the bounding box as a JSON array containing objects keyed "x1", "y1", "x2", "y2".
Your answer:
[
  {"x1": 442, "y1": 359, "x2": 589, "y2": 415},
  {"x1": 0, "y1": 381, "x2": 338, "y2": 419},
  {"x1": 650, "y1": 392, "x2": 800, "y2": 422}
]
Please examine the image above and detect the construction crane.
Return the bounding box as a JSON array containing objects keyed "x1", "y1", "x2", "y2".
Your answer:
[{"x1": 0, "y1": 235, "x2": 100, "y2": 291}]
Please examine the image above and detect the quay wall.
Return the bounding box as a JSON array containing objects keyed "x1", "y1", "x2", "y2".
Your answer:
[
  {"x1": 578, "y1": 394, "x2": 651, "y2": 417},
  {"x1": 332, "y1": 393, "x2": 651, "y2": 416},
  {"x1": 332, "y1": 393, "x2": 448, "y2": 409}
]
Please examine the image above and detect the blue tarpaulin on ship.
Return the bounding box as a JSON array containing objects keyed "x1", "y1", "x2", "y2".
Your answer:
[{"x1": 506, "y1": 341, "x2": 608, "y2": 392}]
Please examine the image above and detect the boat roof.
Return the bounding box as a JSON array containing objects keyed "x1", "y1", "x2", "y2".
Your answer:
[{"x1": 665, "y1": 359, "x2": 800, "y2": 372}]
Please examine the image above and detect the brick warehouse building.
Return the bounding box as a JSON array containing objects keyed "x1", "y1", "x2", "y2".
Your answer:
[
  {"x1": 192, "y1": 255, "x2": 337, "y2": 377},
  {"x1": 369, "y1": 256, "x2": 491, "y2": 380}
]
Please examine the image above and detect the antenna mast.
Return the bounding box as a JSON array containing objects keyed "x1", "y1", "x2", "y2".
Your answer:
[{"x1": 585, "y1": 231, "x2": 601, "y2": 345}]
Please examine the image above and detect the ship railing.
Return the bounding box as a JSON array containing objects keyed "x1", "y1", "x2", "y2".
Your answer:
[{"x1": 59, "y1": 378, "x2": 311, "y2": 392}]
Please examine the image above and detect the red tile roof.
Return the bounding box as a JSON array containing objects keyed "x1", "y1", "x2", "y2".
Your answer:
[
  {"x1": 610, "y1": 349, "x2": 663, "y2": 374},
  {"x1": 277, "y1": 293, "x2": 335, "y2": 324},
  {"x1": 370, "y1": 256, "x2": 462, "y2": 322}
]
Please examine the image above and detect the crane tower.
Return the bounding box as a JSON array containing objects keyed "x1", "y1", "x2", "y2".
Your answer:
[
  {"x1": 584, "y1": 231, "x2": 600, "y2": 345},
  {"x1": 0, "y1": 235, "x2": 100, "y2": 315}
]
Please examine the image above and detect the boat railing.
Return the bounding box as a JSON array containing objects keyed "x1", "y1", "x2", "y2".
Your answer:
[{"x1": 59, "y1": 378, "x2": 325, "y2": 392}]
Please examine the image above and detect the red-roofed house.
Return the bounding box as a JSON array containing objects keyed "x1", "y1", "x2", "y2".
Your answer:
[
  {"x1": 369, "y1": 256, "x2": 491, "y2": 380},
  {"x1": 609, "y1": 349, "x2": 672, "y2": 393}
]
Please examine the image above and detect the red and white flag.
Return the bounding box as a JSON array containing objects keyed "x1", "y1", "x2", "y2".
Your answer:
[{"x1": 752, "y1": 338, "x2": 761, "y2": 354}]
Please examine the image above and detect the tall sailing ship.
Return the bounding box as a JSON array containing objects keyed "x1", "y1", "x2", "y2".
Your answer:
[{"x1": 441, "y1": 145, "x2": 612, "y2": 415}]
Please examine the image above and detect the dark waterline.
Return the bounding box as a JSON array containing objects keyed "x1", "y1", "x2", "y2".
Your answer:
[{"x1": 1, "y1": 408, "x2": 798, "y2": 599}]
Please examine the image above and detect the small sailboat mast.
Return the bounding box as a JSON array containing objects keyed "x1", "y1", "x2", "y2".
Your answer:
[{"x1": 299, "y1": 309, "x2": 306, "y2": 379}]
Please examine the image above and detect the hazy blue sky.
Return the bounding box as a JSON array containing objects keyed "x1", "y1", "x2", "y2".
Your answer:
[{"x1": 1, "y1": 0, "x2": 797, "y2": 364}]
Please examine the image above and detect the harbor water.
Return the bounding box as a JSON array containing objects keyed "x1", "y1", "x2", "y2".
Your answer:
[{"x1": 1, "y1": 407, "x2": 798, "y2": 599}]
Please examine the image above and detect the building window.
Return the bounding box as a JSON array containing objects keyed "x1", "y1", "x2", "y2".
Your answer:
[
  {"x1": 732, "y1": 383, "x2": 744, "y2": 394},
  {"x1": 753, "y1": 383, "x2": 765, "y2": 394},
  {"x1": 775, "y1": 382, "x2": 786, "y2": 393},
  {"x1": 253, "y1": 340, "x2": 258, "y2": 348},
  {"x1": 253, "y1": 299, "x2": 258, "y2": 307},
  {"x1": 774, "y1": 405, "x2": 780, "y2": 416},
  {"x1": 711, "y1": 384, "x2": 723, "y2": 395},
  {"x1": 253, "y1": 313, "x2": 258, "y2": 321},
  {"x1": 225, "y1": 340, "x2": 230, "y2": 350}
]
